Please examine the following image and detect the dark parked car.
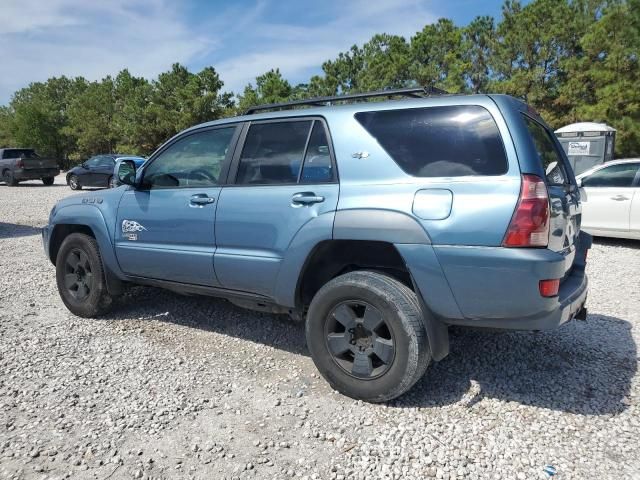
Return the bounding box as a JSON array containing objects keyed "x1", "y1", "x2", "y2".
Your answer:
[
  {"x1": 66, "y1": 154, "x2": 145, "y2": 190},
  {"x1": 0, "y1": 148, "x2": 59, "y2": 186}
]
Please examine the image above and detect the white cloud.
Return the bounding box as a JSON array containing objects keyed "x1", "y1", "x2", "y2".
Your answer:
[
  {"x1": 0, "y1": 0, "x2": 438, "y2": 102},
  {"x1": 0, "y1": 0, "x2": 212, "y2": 102},
  {"x1": 213, "y1": 0, "x2": 437, "y2": 93}
]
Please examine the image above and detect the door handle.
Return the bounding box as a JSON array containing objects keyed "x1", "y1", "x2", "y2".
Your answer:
[
  {"x1": 190, "y1": 194, "x2": 215, "y2": 206},
  {"x1": 611, "y1": 195, "x2": 629, "y2": 201},
  {"x1": 291, "y1": 192, "x2": 325, "y2": 206}
]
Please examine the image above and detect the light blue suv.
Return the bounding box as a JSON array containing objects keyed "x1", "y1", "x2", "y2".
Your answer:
[{"x1": 43, "y1": 88, "x2": 590, "y2": 402}]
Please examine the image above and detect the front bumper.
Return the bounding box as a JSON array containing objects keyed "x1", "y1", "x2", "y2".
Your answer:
[{"x1": 42, "y1": 224, "x2": 52, "y2": 263}]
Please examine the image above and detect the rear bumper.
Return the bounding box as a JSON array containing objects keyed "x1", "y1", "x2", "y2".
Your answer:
[
  {"x1": 444, "y1": 265, "x2": 588, "y2": 330},
  {"x1": 400, "y1": 232, "x2": 592, "y2": 331},
  {"x1": 14, "y1": 168, "x2": 59, "y2": 180}
]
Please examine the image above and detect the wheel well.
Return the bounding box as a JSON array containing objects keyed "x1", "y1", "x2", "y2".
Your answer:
[
  {"x1": 296, "y1": 240, "x2": 412, "y2": 310},
  {"x1": 49, "y1": 224, "x2": 96, "y2": 264}
]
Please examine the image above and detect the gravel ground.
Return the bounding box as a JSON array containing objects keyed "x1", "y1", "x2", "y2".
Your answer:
[{"x1": 1, "y1": 176, "x2": 639, "y2": 480}]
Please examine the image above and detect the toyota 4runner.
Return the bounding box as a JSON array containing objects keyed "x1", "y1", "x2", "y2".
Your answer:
[{"x1": 43, "y1": 88, "x2": 590, "y2": 402}]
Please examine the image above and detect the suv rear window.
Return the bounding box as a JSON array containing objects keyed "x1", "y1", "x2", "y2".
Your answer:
[
  {"x1": 355, "y1": 105, "x2": 508, "y2": 177},
  {"x1": 3, "y1": 149, "x2": 38, "y2": 159}
]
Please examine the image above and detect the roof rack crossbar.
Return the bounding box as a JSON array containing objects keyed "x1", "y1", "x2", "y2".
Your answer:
[{"x1": 243, "y1": 86, "x2": 447, "y2": 115}]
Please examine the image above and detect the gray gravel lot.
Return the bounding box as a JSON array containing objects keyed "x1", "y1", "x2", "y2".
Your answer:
[{"x1": 1, "y1": 176, "x2": 639, "y2": 480}]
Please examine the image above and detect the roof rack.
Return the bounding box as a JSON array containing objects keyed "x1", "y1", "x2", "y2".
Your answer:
[{"x1": 243, "y1": 86, "x2": 448, "y2": 115}]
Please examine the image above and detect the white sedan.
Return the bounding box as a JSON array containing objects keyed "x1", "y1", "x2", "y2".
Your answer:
[{"x1": 576, "y1": 159, "x2": 640, "y2": 240}]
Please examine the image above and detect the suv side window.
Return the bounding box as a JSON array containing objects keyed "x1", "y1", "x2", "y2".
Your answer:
[
  {"x1": 582, "y1": 163, "x2": 640, "y2": 188},
  {"x1": 300, "y1": 121, "x2": 333, "y2": 183},
  {"x1": 143, "y1": 127, "x2": 236, "y2": 189},
  {"x1": 237, "y1": 120, "x2": 312, "y2": 185},
  {"x1": 522, "y1": 116, "x2": 568, "y2": 185},
  {"x1": 355, "y1": 105, "x2": 508, "y2": 177}
]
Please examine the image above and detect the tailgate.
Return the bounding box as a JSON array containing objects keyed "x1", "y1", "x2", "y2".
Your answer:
[
  {"x1": 521, "y1": 115, "x2": 581, "y2": 275},
  {"x1": 22, "y1": 157, "x2": 58, "y2": 170}
]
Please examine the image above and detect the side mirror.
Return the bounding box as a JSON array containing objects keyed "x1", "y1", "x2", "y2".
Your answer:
[
  {"x1": 576, "y1": 177, "x2": 583, "y2": 187},
  {"x1": 115, "y1": 159, "x2": 137, "y2": 187}
]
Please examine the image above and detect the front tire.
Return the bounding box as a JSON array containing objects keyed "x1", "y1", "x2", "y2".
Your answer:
[
  {"x1": 68, "y1": 174, "x2": 81, "y2": 190},
  {"x1": 306, "y1": 271, "x2": 430, "y2": 403},
  {"x1": 56, "y1": 233, "x2": 113, "y2": 317},
  {"x1": 42, "y1": 177, "x2": 55, "y2": 186}
]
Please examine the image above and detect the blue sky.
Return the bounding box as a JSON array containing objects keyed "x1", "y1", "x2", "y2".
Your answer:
[{"x1": 0, "y1": 0, "x2": 506, "y2": 104}]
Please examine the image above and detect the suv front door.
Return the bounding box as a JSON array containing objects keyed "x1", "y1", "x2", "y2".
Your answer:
[
  {"x1": 215, "y1": 118, "x2": 339, "y2": 297},
  {"x1": 115, "y1": 125, "x2": 240, "y2": 286}
]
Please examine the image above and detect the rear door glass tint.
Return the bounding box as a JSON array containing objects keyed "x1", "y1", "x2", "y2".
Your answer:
[
  {"x1": 237, "y1": 121, "x2": 312, "y2": 185},
  {"x1": 355, "y1": 105, "x2": 508, "y2": 177},
  {"x1": 300, "y1": 121, "x2": 333, "y2": 183}
]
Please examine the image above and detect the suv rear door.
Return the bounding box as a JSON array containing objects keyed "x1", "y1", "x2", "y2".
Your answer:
[{"x1": 214, "y1": 118, "x2": 339, "y2": 297}]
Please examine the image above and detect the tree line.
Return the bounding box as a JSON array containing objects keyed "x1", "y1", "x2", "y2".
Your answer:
[{"x1": 0, "y1": 0, "x2": 638, "y2": 169}]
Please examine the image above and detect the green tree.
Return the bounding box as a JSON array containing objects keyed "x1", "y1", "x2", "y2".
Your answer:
[
  {"x1": 462, "y1": 16, "x2": 496, "y2": 93},
  {"x1": 357, "y1": 34, "x2": 411, "y2": 91},
  {"x1": 146, "y1": 63, "x2": 232, "y2": 151},
  {"x1": 64, "y1": 78, "x2": 117, "y2": 158},
  {"x1": 491, "y1": 0, "x2": 582, "y2": 122},
  {"x1": 112, "y1": 69, "x2": 155, "y2": 154},
  {"x1": 560, "y1": 0, "x2": 640, "y2": 156},
  {"x1": 9, "y1": 76, "x2": 86, "y2": 164},
  {"x1": 237, "y1": 69, "x2": 293, "y2": 111},
  {"x1": 0, "y1": 106, "x2": 14, "y2": 147},
  {"x1": 410, "y1": 18, "x2": 467, "y2": 92}
]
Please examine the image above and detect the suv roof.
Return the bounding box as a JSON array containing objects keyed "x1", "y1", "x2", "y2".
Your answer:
[{"x1": 184, "y1": 93, "x2": 519, "y2": 136}]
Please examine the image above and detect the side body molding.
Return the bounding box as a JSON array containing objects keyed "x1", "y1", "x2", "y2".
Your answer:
[{"x1": 333, "y1": 209, "x2": 432, "y2": 244}]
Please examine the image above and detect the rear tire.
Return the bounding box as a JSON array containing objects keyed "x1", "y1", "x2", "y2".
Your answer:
[
  {"x1": 306, "y1": 270, "x2": 430, "y2": 403},
  {"x1": 4, "y1": 170, "x2": 18, "y2": 186},
  {"x1": 56, "y1": 233, "x2": 113, "y2": 317},
  {"x1": 42, "y1": 177, "x2": 55, "y2": 186},
  {"x1": 68, "y1": 174, "x2": 81, "y2": 190}
]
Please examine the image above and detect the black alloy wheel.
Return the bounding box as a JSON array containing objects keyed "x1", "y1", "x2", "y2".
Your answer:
[
  {"x1": 325, "y1": 301, "x2": 395, "y2": 379},
  {"x1": 63, "y1": 248, "x2": 94, "y2": 301}
]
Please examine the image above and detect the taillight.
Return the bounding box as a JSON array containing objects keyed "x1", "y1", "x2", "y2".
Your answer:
[
  {"x1": 503, "y1": 174, "x2": 550, "y2": 247},
  {"x1": 539, "y1": 279, "x2": 560, "y2": 297}
]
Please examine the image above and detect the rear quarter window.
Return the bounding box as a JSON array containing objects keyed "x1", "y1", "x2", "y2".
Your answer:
[
  {"x1": 522, "y1": 115, "x2": 568, "y2": 185},
  {"x1": 355, "y1": 105, "x2": 508, "y2": 177}
]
